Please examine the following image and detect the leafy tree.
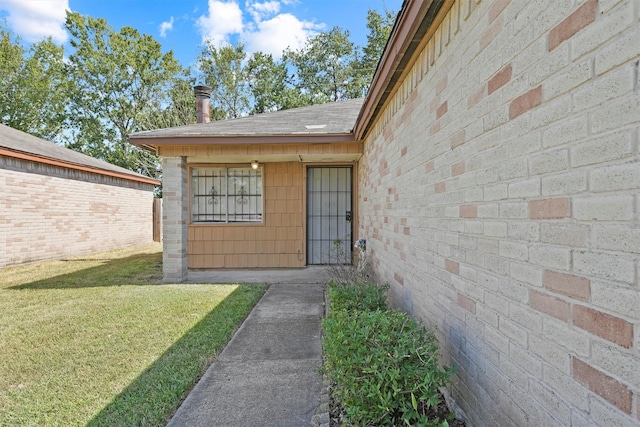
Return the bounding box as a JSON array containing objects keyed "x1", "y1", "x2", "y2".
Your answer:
[
  {"x1": 284, "y1": 27, "x2": 359, "y2": 103},
  {"x1": 0, "y1": 24, "x2": 68, "y2": 141},
  {"x1": 247, "y1": 52, "x2": 286, "y2": 114},
  {"x1": 137, "y1": 71, "x2": 199, "y2": 130},
  {"x1": 246, "y1": 51, "x2": 312, "y2": 113},
  {"x1": 282, "y1": 10, "x2": 396, "y2": 104},
  {"x1": 198, "y1": 42, "x2": 250, "y2": 119},
  {"x1": 64, "y1": 11, "x2": 182, "y2": 178},
  {"x1": 1, "y1": 6, "x2": 398, "y2": 180},
  {"x1": 350, "y1": 8, "x2": 397, "y2": 97}
]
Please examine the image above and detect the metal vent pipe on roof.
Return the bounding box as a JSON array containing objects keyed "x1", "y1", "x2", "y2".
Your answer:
[{"x1": 194, "y1": 85, "x2": 211, "y2": 124}]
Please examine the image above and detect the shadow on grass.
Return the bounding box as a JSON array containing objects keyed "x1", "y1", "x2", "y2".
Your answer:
[
  {"x1": 8, "y1": 252, "x2": 163, "y2": 290},
  {"x1": 86, "y1": 284, "x2": 266, "y2": 427}
]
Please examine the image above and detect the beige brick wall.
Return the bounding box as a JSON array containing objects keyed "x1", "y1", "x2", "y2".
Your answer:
[
  {"x1": 0, "y1": 157, "x2": 155, "y2": 268},
  {"x1": 162, "y1": 156, "x2": 188, "y2": 282},
  {"x1": 359, "y1": 0, "x2": 639, "y2": 425}
]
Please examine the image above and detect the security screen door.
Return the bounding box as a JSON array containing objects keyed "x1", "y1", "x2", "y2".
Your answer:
[{"x1": 307, "y1": 167, "x2": 352, "y2": 265}]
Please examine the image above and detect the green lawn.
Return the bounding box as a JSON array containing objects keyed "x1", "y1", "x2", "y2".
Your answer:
[{"x1": 0, "y1": 244, "x2": 266, "y2": 427}]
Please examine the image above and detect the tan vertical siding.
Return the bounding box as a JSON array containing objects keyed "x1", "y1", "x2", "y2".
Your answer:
[{"x1": 188, "y1": 162, "x2": 305, "y2": 268}]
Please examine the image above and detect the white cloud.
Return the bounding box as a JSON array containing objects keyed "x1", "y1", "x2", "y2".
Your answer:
[
  {"x1": 196, "y1": 0, "x2": 243, "y2": 45},
  {"x1": 246, "y1": 0, "x2": 280, "y2": 22},
  {"x1": 0, "y1": 0, "x2": 69, "y2": 43},
  {"x1": 244, "y1": 13, "x2": 321, "y2": 59},
  {"x1": 196, "y1": 0, "x2": 321, "y2": 59},
  {"x1": 159, "y1": 16, "x2": 174, "y2": 38}
]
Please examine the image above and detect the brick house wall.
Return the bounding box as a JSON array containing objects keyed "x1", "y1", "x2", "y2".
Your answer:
[
  {"x1": 0, "y1": 156, "x2": 156, "y2": 268},
  {"x1": 358, "y1": 0, "x2": 639, "y2": 425}
]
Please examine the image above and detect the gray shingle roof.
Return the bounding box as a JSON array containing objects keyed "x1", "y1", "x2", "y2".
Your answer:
[
  {"x1": 129, "y1": 98, "x2": 364, "y2": 139},
  {"x1": 0, "y1": 123, "x2": 155, "y2": 182}
]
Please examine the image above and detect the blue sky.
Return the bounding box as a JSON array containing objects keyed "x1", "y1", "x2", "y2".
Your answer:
[{"x1": 0, "y1": 0, "x2": 402, "y2": 68}]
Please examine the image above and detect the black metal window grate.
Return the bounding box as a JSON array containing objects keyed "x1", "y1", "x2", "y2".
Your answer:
[{"x1": 191, "y1": 167, "x2": 262, "y2": 223}]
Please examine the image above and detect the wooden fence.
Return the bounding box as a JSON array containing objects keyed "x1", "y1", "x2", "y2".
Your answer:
[{"x1": 153, "y1": 198, "x2": 162, "y2": 242}]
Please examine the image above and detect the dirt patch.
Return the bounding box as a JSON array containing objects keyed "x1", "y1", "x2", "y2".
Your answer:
[{"x1": 329, "y1": 390, "x2": 466, "y2": 426}]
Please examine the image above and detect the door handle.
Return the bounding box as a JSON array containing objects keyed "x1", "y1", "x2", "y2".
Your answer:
[{"x1": 345, "y1": 211, "x2": 352, "y2": 222}]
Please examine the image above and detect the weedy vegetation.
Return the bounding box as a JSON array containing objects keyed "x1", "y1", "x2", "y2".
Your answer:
[{"x1": 323, "y1": 243, "x2": 456, "y2": 426}]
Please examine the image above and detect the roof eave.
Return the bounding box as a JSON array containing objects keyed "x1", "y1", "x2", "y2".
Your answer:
[
  {"x1": 129, "y1": 133, "x2": 357, "y2": 148},
  {"x1": 354, "y1": 0, "x2": 449, "y2": 141},
  {"x1": 0, "y1": 146, "x2": 160, "y2": 186}
]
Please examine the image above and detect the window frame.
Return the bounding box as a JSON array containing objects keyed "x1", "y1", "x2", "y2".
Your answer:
[{"x1": 188, "y1": 164, "x2": 264, "y2": 224}]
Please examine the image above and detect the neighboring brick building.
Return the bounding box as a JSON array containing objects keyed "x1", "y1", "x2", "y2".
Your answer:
[
  {"x1": 0, "y1": 124, "x2": 159, "y2": 268},
  {"x1": 132, "y1": 0, "x2": 639, "y2": 425}
]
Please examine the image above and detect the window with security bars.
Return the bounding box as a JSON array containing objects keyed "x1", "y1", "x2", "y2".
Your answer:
[{"x1": 190, "y1": 167, "x2": 262, "y2": 223}]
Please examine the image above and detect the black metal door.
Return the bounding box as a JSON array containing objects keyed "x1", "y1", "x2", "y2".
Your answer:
[{"x1": 307, "y1": 167, "x2": 352, "y2": 264}]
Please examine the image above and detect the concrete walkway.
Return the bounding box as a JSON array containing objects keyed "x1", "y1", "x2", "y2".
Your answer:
[
  {"x1": 167, "y1": 282, "x2": 326, "y2": 427},
  {"x1": 187, "y1": 266, "x2": 330, "y2": 285}
]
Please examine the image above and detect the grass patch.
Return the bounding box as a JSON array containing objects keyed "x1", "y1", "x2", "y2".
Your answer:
[{"x1": 0, "y1": 244, "x2": 266, "y2": 427}]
